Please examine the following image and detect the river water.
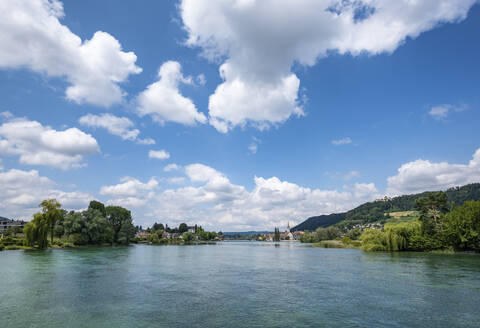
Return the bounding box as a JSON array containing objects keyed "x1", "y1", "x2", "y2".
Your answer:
[{"x1": 1, "y1": 242, "x2": 479, "y2": 328}]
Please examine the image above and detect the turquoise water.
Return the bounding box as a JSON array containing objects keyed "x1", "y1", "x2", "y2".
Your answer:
[{"x1": 1, "y1": 242, "x2": 479, "y2": 328}]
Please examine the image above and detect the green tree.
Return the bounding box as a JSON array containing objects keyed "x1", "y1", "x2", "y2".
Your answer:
[
  {"x1": 415, "y1": 192, "x2": 448, "y2": 232},
  {"x1": 63, "y1": 211, "x2": 88, "y2": 245},
  {"x1": 152, "y1": 222, "x2": 165, "y2": 231},
  {"x1": 274, "y1": 227, "x2": 280, "y2": 242},
  {"x1": 88, "y1": 200, "x2": 106, "y2": 217},
  {"x1": 40, "y1": 199, "x2": 63, "y2": 244},
  {"x1": 106, "y1": 206, "x2": 135, "y2": 244},
  {"x1": 183, "y1": 231, "x2": 195, "y2": 243},
  {"x1": 24, "y1": 213, "x2": 49, "y2": 249},
  {"x1": 443, "y1": 200, "x2": 480, "y2": 251},
  {"x1": 178, "y1": 223, "x2": 188, "y2": 233}
]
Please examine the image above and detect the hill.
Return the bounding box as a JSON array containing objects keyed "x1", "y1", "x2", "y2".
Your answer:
[{"x1": 292, "y1": 183, "x2": 480, "y2": 232}]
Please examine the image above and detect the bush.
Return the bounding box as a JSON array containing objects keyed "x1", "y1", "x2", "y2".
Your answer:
[
  {"x1": 315, "y1": 226, "x2": 341, "y2": 241},
  {"x1": 0, "y1": 243, "x2": 4, "y2": 251},
  {"x1": 68, "y1": 233, "x2": 88, "y2": 245},
  {"x1": 361, "y1": 221, "x2": 423, "y2": 252}
]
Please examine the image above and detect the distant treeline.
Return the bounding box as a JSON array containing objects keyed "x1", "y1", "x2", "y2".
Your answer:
[{"x1": 292, "y1": 183, "x2": 480, "y2": 232}]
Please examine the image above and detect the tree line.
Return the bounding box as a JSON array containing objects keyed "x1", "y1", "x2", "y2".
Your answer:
[{"x1": 24, "y1": 199, "x2": 135, "y2": 249}]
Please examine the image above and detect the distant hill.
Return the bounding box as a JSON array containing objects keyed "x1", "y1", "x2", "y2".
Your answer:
[
  {"x1": 291, "y1": 213, "x2": 346, "y2": 232},
  {"x1": 292, "y1": 183, "x2": 480, "y2": 232}
]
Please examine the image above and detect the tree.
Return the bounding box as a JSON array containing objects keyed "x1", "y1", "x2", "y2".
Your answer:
[
  {"x1": 88, "y1": 200, "x2": 106, "y2": 217},
  {"x1": 40, "y1": 199, "x2": 63, "y2": 244},
  {"x1": 64, "y1": 211, "x2": 88, "y2": 245},
  {"x1": 183, "y1": 231, "x2": 195, "y2": 243},
  {"x1": 152, "y1": 222, "x2": 165, "y2": 231},
  {"x1": 178, "y1": 223, "x2": 188, "y2": 233},
  {"x1": 24, "y1": 213, "x2": 49, "y2": 249},
  {"x1": 106, "y1": 206, "x2": 135, "y2": 244},
  {"x1": 415, "y1": 192, "x2": 448, "y2": 232},
  {"x1": 443, "y1": 200, "x2": 480, "y2": 251},
  {"x1": 274, "y1": 227, "x2": 280, "y2": 242}
]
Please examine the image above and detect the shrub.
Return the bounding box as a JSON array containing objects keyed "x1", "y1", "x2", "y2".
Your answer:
[{"x1": 0, "y1": 243, "x2": 4, "y2": 251}]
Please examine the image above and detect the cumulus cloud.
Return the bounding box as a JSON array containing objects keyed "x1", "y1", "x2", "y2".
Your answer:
[
  {"x1": 0, "y1": 117, "x2": 99, "y2": 169},
  {"x1": 180, "y1": 0, "x2": 476, "y2": 132},
  {"x1": 0, "y1": 168, "x2": 92, "y2": 220},
  {"x1": 79, "y1": 113, "x2": 155, "y2": 145},
  {"x1": 164, "y1": 163, "x2": 180, "y2": 172},
  {"x1": 102, "y1": 163, "x2": 380, "y2": 230},
  {"x1": 387, "y1": 148, "x2": 480, "y2": 195},
  {"x1": 100, "y1": 177, "x2": 158, "y2": 208},
  {"x1": 149, "y1": 150, "x2": 170, "y2": 160},
  {"x1": 136, "y1": 61, "x2": 207, "y2": 126},
  {"x1": 332, "y1": 137, "x2": 352, "y2": 146},
  {"x1": 0, "y1": 0, "x2": 141, "y2": 107},
  {"x1": 428, "y1": 104, "x2": 466, "y2": 120}
]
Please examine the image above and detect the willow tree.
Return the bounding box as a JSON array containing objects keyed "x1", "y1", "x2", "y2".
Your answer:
[
  {"x1": 40, "y1": 199, "x2": 63, "y2": 244},
  {"x1": 24, "y1": 213, "x2": 49, "y2": 249}
]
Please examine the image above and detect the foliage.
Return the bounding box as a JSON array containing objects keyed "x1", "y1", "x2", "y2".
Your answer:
[
  {"x1": 88, "y1": 200, "x2": 106, "y2": 217},
  {"x1": 315, "y1": 226, "x2": 341, "y2": 241},
  {"x1": 415, "y1": 191, "x2": 448, "y2": 233},
  {"x1": 106, "y1": 206, "x2": 135, "y2": 244},
  {"x1": 274, "y1": 227, "x2": 280, "y2": 242},
  {"x1": 178, "y1": 223, "x2": 188, "y2": 233},
  {"x1": 442, "y1": 200, "x2": 480, "y2": 251},
  {"x1": 346, "y1": 228, "x2": 361, "y2": 240},
  {"x1": 24, "y1": 213, "x2": 49, "y2": 249},
  {"x1": 182, "y1": 231, "x2": 195, "y2": 243},
  {"x1": 40, "y1": 199, "x2": 63, "y2": 244}
]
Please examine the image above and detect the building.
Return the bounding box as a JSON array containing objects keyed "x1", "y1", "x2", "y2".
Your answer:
[
  {"x1": 135, "y1": 230, "x2": 151, "y2": 239},
  {"x1": 282, "y1": 222, "x2": 294, "y2": 240},
  {"x1": 187, "y1": 226, "x2": 196, "y2": 233},
  {"x1": 0, "y1": 217, "x2": 26, "y2": 232}
]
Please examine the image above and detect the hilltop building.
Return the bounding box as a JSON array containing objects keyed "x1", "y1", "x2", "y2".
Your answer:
[{"x1": 0, "y1": 217, "x2": 26, "y2": 232}]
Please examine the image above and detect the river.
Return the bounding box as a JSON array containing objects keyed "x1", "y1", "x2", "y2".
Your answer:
[{"x1": 1, "y1": 242, "x2": 479, "y2": 327}]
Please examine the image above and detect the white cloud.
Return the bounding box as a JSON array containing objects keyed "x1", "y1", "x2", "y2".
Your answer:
[
  {"x1": 0, "y1": 168, "x2": 92, "y2": 220},
  {"x1": 0, "y1": 117, "x2": 99, "y2": 169},
  {"x1": 100, "y1": 177, "x2": 158, "y2": 208},
  {"x1": 332, "y1": 137, "x2": 352, "y2": 146},
  {"x1": 0, "y1": 111, "x2": 13, "y2": 119},
  {"x1": 164, "y1": 163, "x2": 180, "y2": 172},
  {"x1": 106, "y1": 163, "x2": 380, "y2": 230},
  {"x1": 168, "y1": 177, "x2": 186, "y2": 184},
  {"x1": 428, "y1": 104, "x2": 466, "y2": 120},
  {"x1": 248, "y1": 136, "x2": 260, "y2": 154},
  {"x1": 0, "y1": 158, "x2": 3, "y2": 170},
  {"x1": 180, "y1": 0, "x2": 476, "y2": 132},
  {"x1": 79, "y1": 113, "x2": 155, "y2": 145},
  {"x1": 387, "y1": 148, "x2": 480, "y2": 195},
  {"x1": 196, "y1": 74, "x2": 207, "y2": 86},
  {"x1": 149, "y1": 150, "x2": 170, "y2": 160},
  {"x1": 0, "y1": 0, "x2": 141, "y2": 107},
  {"x1": 136, "y1": 61, "x2": 207, "y2": 126}
]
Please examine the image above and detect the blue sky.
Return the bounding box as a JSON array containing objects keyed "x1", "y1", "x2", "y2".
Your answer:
[{"x1": 1, "y1": 0, "x2": 479, "y2": 231}]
